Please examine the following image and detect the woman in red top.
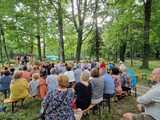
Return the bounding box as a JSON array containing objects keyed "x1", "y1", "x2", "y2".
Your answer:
[
  {"x1": 38, "y1": 71, "x2": 47, "y2": 99},
  {"x1": 99, "y1": 60, "x2": 106, "y2": 70}
]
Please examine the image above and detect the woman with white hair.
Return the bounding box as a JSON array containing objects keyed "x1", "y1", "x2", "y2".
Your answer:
[{"x1": 74, "y1": 70, "x2": 92, "y2": 110}]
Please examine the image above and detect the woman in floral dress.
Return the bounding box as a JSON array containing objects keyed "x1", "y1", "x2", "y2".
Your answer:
[
  {"x1": 42, "y1": 74, "x2": 75, "y2": 120},
  {"x1": 111, "y1": 67, "x2": 122, "y2": 100}
]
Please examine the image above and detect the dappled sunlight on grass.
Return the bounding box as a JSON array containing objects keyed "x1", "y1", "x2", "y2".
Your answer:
[{"x1": 0, "y1": 96, "x2": 137, "y2": 120}]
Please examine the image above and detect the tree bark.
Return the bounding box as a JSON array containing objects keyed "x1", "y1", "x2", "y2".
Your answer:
[
  {"x1": 95, "y1": 0, "x2": 100, "y2": 62},
  {"x1": 130, "y1": 38, "x2": 134, "y2": 66},
  {"x1": 119, "y1": 41, "x2": 127, "y2": 62},
  {"x1": 71, "y1": 0, "x2": 88, "y2": 62},
  {"x1": 119, "y1": 26, "x2": 128, "y2": 62},
  {"x1": 155, "y1": 50, "x2": 159, "y2": 59},
  {"x1": 43, "y1": 37, "x2": 46, "y2": 59},
  {"x1": 0, "y1": 34, "x2": 3, "y2": 63},
  {"x1": 0, "y1": 23, "x2": 9, "y2": 62},
  {"x1": 142, "y1": 0, "x2": 152, "y2": 68},
  {"x1": 76, "y1": 31, "x2": 83, "y2": 61},
  {"x1": 49, "y1": 0, "x2": 65, "y2": 62},
  {"x1": 57, "y1": 0, "x2": 65, "y2": 62},
  {"x1": 37, "y1": 35, "x2": 42, "y2": 61},
  {"x1": 36, "y1": 0, "x2": 42, "y2": 61}
]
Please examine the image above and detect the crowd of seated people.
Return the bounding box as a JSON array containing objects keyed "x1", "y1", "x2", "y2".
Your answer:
[{"x1": 1, "y1": 60, "x2": 159, "y2": 120}]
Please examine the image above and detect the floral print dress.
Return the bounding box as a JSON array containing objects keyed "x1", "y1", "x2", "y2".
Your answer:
[
  {"x1": 112, "y1": 75, "x2": 122, "y2": 96},
  {"x1": 42, "y1": 88, "x2": 75, "y2": 120}
]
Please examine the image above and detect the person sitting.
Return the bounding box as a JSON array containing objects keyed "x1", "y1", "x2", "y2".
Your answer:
[
  {"x1": 46, "y1": 68, "x2": 58, "y2": 93},
  {"x1": 38, "y1": 71, "x2": 47, "y2": 99},
  {"x1": 99, "y1": 59, "x2": 106, "y2": 70},
  {"x1": 64, "y1": 63, "x2": 76, "y2": 87},
  {"x1": 9, "y1": 71, "x2": 30, "y2": 101},
  {"x1": 21, "y1": 66, "x2": 31, "y2": 81},
  {"x1": 123, "y1": 68, "x2": 160, "y2": 120},
  {"x1": 29, "y1": 73, "x2": 39, "y2": 97},
  {"x1": 90, "y1": 68, "x2": 104, "y2": 105},
  {"x1": 0, "y1": 70, "x2": 12, "y2": 98},
  {"x1": 119, "y1": 65, "x2": 131, "y2": 95},
  {"x1": 74, "y1": 65, "x2": 82, "y2": 83},
  {"x1": 99, "y1": 68, "x2": 115, "y2": 99},
  {"x1": 31, "y1": 65, "x2": 40, "y2": 74},
  {"x1": 74, "y1": 70, "x2": 92, "y2": 110},
  {"x1": 41, "y1": 74, "x2": 75, "y2": 120},
  {"x1": 9, "y1": 68, "x2": 15, "y2": 76},
  {"x1": 111, "y1": 67, "x2": 122, "y2": 100},
  {"x1": 107, "y1": 62, "x2": 115, "y2": 73}
]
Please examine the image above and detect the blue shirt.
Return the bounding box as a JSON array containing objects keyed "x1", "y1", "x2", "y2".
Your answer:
[
  {"x1": 46, "y1": 75, "x2": 58, "y2": 93},
  {"x1": 0, "y1": 75, "x2": 12, "y2": 91},
  {"x1": 74, "y1": 68, "x2": 82, "y2": 83},
  {"x1": 103, "y1": 73, "x2": 115, "y2": 94},
  {"x1": 29, "y1": 80, "x2": 39, "y2": 96}
]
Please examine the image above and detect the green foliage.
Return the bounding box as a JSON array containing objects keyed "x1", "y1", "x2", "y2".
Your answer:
[{"x1": 0, "y1": 0, "x2": 160, "y2": 62}]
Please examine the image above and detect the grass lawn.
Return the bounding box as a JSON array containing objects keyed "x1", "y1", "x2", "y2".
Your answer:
[{"x1": 0, "y1": 96, "x2": 137, "y2": 120}]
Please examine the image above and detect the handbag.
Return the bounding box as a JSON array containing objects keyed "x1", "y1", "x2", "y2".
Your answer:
[{"x1": 70, "y1": 97, "x2": 77, "y2": 109}]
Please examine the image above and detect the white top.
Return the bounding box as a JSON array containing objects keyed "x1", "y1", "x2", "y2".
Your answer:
[
  {"x1": 64, "y1": 71, "x2": 75, "y2": 83},
  {"x1": 137, "y1": 83, "x2": 160, "y2": 120}
]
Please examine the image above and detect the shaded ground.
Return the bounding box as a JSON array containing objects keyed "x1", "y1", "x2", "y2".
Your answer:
[{"x1": 0, "y1": 95, "x2": 138, "y2": 120}]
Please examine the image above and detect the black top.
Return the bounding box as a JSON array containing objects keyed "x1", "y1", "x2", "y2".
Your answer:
[{"x1": 75, "y1": 82, "x2": 92, "y2": 110}]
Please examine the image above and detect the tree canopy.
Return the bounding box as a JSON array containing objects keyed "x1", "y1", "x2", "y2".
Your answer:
[{"x1": 0, "y1": 0, "x2": 159, "y2": 68}]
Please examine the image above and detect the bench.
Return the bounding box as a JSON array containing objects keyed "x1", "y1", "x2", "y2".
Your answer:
[
  {"x1": 81, "y1": 102, "x2": 104, "y2": 119},
  {"x1": 4, "y1": 98, "x2": 25, "y2": 112},
  {"x1": 102, "y1": 96, "x2": 112, "y2": 112},
  {"x1": 0, "y1": 89, "x2": 10, "y2": 98},
  {"x1": 81, "y1": 97, "x2": 112, "y2": 118}
]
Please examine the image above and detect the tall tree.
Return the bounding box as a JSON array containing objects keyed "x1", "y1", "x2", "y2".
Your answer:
[
  {"x1": 94, "y1": 0, "x2": 101, "y2": 61},
  {"x1": 142, "y1": 0, "x2": 152, "y2": 68},
  {"x1": 71, "y1": 0, "x2": 88, "y2": 62},
  {"x1": 0, "y1": 23, "x2": 9, "y2": 62},
  {"x1": 49, "y1": 0, "x2": 65, "y2": 62},
  {"x1": 36, "y1": 0, "x2": 42, "y2": 61}
]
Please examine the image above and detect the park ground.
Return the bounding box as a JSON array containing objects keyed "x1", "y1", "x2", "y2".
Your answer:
[{"x1": 0, "y1": 60, "x2": 159, "y2": 120}]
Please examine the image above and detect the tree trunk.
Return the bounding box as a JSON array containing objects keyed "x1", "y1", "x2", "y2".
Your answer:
[
  {"x1": 95, "y1": 0, "x2": 100, "y2": 62},
  {"x1": 30, "y1": 38, "x2": 34, "y2": 56},
  {"x1": 130, "y1": 38, "x2": 134, "y2": 66},
  {"x1": 71, "y1": 0, "x2": 87, "y2": 62},
  {"x1": 114, "y1": 50, "x2": 118, "y2": 63},
  {"x1": 37, "y1": 35, "x2": 42, "y2": 61},
  {"x1": 43, "y1": 37, "x2": 46, "y2": 59},
  {"x1": 142, "y1": 0, "x2": 152, "y2": 68},
  {"x1": 76, "y1": 31, "x2": 83, "y2": 61},
  {"x1": 120, "y1": 26, "x2": 128, "y2": 62},
  {"x1": 0, "y1": 34, "x2": 3, "y2": 63},
  {"x1": 155, "y1": 50, "x2": 159, "y2": 59},
  {"x1": 0, "y1": 23, "x2": 9, "y2": 62},
  {"x1": 57, "y1": 0, "x2": 65, "y2": 63},
  {"x1": 36, "y1": 0, "x2": 42, "y2": 61},
  {"x1": 119, "y1": 41, "x2": 127, "y2": 62}
]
